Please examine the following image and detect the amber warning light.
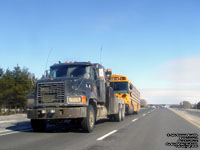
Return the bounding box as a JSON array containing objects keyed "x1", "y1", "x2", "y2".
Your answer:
[
  {"x1": 81, "y1": 96, "x2": 86, "y2": 103},
  {"x1": 120, "y1": 77, "x2": 126, "y2": 80},
  {"x1": 111, "y1": 77, "x2": 126, "y2": 81}
]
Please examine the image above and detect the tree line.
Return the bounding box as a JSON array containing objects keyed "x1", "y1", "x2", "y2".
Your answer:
[{"x1": 0, "y1": 65, "x2": 35, "y2": 112}]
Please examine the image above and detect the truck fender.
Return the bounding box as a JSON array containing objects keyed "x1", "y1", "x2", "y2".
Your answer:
[{"x1": 86, "y1": 91, "x2": 98, "y2": 102}]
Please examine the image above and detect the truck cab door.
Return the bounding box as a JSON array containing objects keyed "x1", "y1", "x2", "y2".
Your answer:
[{"x1": 96, "y1": 68, "x2": 106, "y2": 103}]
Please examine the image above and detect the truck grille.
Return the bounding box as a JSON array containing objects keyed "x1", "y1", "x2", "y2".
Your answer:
[{"x1": 37, "y1": 82, "x2": 65, "y2": 104}]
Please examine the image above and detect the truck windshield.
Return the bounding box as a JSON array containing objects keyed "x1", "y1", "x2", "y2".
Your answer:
[
  {"x1": 51, "y1": 65, "x2": 90, "y2": 78},
  {"x1": 110, "y1": 82, "x2": 128, "y2": 93}
]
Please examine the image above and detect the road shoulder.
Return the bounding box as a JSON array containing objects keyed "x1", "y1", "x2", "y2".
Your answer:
[{"x1": 168, "y1": 108, "x2": 200, "y2": 129}]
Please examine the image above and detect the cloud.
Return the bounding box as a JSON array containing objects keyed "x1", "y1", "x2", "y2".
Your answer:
[
  {"x1": 140, "y1": 88, "x2": 200, "y2": 104},
  {"x1": 140, "y1": 56, "x2": 200, "y2": 104},
  {"x1": 159, "y1": 56, "x2": 200, "y2": 86}
]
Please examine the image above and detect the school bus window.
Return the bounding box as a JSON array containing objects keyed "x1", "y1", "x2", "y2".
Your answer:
[{"x1": 110, "y1": 82, "x2": 128, "y2": 93}]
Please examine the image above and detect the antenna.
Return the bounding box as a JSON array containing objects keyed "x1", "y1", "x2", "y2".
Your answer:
[
  {"x1": 45, "y1": 48, "x2": 53, "y2": 71},
  {"x1": 100, "y1": 45, "x2": 103, "y2": 65}
]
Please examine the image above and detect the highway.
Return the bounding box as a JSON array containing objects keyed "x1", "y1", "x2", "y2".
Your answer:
[{"x1": 0, "y1": 108, "x2": 199, "y2": 150}]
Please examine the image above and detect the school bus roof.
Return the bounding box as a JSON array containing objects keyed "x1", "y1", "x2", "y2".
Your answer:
[{"x1": 110, "y1": 74, "x2": 129, "y2": 82}]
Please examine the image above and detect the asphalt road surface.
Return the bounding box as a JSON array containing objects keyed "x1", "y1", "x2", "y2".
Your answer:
[{"x1": 0, "y1": 108, "x2": 199, "y2": 150}]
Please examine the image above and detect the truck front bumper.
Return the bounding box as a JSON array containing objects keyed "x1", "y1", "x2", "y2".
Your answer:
[{"x1": 27, "y1": 107, "x2": 87, "y2": 119}]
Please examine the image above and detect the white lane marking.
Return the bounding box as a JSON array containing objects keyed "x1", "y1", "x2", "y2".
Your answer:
[
  {"x1": 97, "y1": 130, "x2": 117, "y2": 141},
  {"x1": 0, "y1": 120, "x2": 17, "y2": 124},
  {"x1": 0, "y1": 128, "x2": 32, "y2": 136},
  {"x1": 142, "y1": 114, "x2": 146, "y2": 116},
  {"x1": 132, "y1": 118, "x2": 138, "y2": 122},
  {"x1": 0, "y1": 129, "x2": 11, "y2": 133}
]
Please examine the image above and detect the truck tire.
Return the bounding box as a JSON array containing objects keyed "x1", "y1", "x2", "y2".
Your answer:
[
  {"x1": 121, "y1": 105, "x2": 125, "y2": 121},
  {"x1": 134, "y1": 110, "x2": 139, "y2": 114},
  {"x1": 31, "y1": 119, "x2": 47, "y2": 132},
  {"x1": 108, "y1": 115, "x2": 114, "y2": 121},
  {"x1": 114, "y1": 105, "x2": 122, "y2": 122},
  {"x1": 127, "y1": 104, "x2": 133, "y2": 115},
  {"x1": 81, "y1": 105, "x2": 95, "y2": 133}
]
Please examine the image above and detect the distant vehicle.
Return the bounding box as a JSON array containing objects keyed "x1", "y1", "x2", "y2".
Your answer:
[
  {"x1": 27, "y1": 62, "x2": 125, "y2": 133},
  {"x1": 109, "y1": 74, "x2": 141, "y2": 114}
]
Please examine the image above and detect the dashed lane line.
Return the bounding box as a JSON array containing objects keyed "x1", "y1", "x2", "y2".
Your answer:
[
  {"x1": 132, "y1": 118, "x2": 138, "y2": 122},
  {"x1": 97, "y1": 130, "x2": 118, "y2": 141}
]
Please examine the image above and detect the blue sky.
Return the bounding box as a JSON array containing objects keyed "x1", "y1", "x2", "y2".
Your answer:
[{"x1": 0, "y1": 0, "x2": 200, "y2": 104}]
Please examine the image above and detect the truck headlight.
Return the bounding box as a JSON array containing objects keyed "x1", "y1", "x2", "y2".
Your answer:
[
  {"x1": 68, "y1": 97, "x2": 81, "y2": 103},
  {"x1": 68, "y1": 96, "x2": 86, "y2": 103},
  {"x1": 27, "y1": 98, "x2": 35, "y2": 107}
]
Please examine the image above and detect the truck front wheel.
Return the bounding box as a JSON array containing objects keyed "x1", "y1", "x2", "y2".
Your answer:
[
  {"x1": 81, "y1": 105, "x2": 95, "y2": 133},
  {"x1": 31, "y1": 119, "x2": 47, "y2": 132}
]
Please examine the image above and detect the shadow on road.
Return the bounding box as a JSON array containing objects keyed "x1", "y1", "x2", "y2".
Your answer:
[
  {"x1": 5, "y1": 120, "x2": 31, "y2": 131},
  {"x1": 4, "y1": 110, "x2": 145, "y2": 134},
  {"x1": 5, "y1": 119, "x2": 112, "y2": 134}
]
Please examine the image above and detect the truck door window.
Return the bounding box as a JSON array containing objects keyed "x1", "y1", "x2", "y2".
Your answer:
[{"x1": 90, "y1": 67, "x2": 97, "y2": 80}]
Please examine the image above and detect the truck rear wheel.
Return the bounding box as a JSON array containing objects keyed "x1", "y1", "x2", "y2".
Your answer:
[
  {"x1": 127, "y1": 104, "x2": 133, "y2": 115},
  {"x1": 81, "y1": 105, "x2": 95, "y2": 133},
  {"x1": 31, "y1": 119, "x2": 47, "y2": 132},
  {"x1": 134, "y1": 110, "x2": 139, "y2": 114},
  {"x1": 114, "y1": 105, "x2": 122, "y2": 122},
  {"x1": 121, "y1": 105, "x2": 125, "y2": 120}
]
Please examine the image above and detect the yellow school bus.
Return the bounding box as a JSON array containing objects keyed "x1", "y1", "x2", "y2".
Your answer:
[{"x1": 110, "y1": 75, "x2": 140, "y2": 114}]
